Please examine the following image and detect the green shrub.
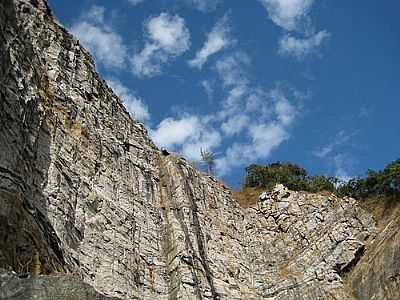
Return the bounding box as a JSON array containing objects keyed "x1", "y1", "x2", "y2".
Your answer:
[
  {"x1": 245, "y1": 162, "x2": 336, "y2": 193},
  {"x1": 338, "y1": 159, "x2": 400, "y2": 200},
  {"x1": 244, "y1": 159, "x2": 400, "y2": 200}
]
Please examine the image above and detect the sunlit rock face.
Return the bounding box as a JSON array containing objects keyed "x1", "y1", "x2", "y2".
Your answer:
[{"x1": 0, "y1": 0, "x2": 397, "y2": 299}]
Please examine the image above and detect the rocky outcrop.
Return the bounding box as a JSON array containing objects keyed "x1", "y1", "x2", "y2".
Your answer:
[
  {"x1": 0, "y1": 0, "x2": 397, "y2": 299},
  {"x1": 242, "y1": 185, "x2": 376, "y2": 299}
]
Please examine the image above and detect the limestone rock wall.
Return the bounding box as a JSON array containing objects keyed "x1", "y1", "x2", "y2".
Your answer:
[
  {"x1": 0, "y1": 0, "x2": 396, "y2": 299},
  {"x1": 1, "y1": 0, "x2": 167, "y2": 298}
]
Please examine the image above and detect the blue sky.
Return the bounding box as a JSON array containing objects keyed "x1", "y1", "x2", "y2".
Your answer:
[{"x1": 48, "y1": 0, "x2": 400, "y2": 187}]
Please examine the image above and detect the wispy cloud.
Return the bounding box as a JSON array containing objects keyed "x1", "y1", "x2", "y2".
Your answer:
[
  {"x1": 185, "y1": 0, "x2": 220, "y2": 12},
  {"x1": 215, "y1": 88, "x2": 297, "y2": 176},
  {"x1": 313, "y1": 130, "x2": 355, "y2": 159},
  {"x1": 216, "y1": 52, "x2": 298, "y2": 175},
  {"x1": 188, "y1": 15, "x2": 233, "y2": 69},
  {"x1": 201, "y1": 80, "x2": 215, "y2": 100},
  {"x1": 334, "y1": 153, "x2": 353, "y2": 182},
  {"x1": 106, "y1": 79, "x2": 150, "y2": 123},
  {"x1": 278, "y1": 30, "x2": 330, "y2": 59},
  {"x1": 131, "y1": 13, "x2": 191, "y2": 77},
  {"x1": 273, "y1": 88, "x2": 297, "y2": 125},
  {"x1": 215, "y1": 51, "x2": 250, "y2": 87},
  {"x1": 213, "y1": 52, "x2": 299, "y2": 175},
  {"x1": 221, "y1": 115, "x2": 250, "y2": 136},
  {"x1": 215, "y1": 52, "x2": 251, "y2": 121},
  {"x1": 313, "y1": 130, "x2": 357, "y2": 182},
  {"x1": 71, "y1": 6, "x2": 128, "y2": 69}
]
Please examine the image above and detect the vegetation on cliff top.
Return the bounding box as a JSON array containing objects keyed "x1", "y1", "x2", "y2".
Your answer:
[
  {"x1": 244, "y1": 162, "x2": 337, "y2": 194},
  {"x1": 236, "y1": 159, "x2": 400, "y2": 207}
]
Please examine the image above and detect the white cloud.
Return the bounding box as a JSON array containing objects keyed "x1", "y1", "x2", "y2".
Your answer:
[
  {"x1": 259, "y1": 0, "x2": 330, "y2": 58},
  {"x1": 146, "y1": 13, "x2": 191, "y2": 53},
  {"x1": 131, "y1": 13, "x2": 191, "y2": 77},
  {"x1": 215, "y1": 123, "x2": 289, "y2": 175},
  {"x1": 221, "y1": 114, "x2": 249, "y2": 136},
  {"x1": 189, "y1": 16, "x2": 233, "y2": 69},
  {"x1": 278, "y1": 30, "x2": 330, "y2": 58},
  {"x1": 250, "y1": 123, "x2": 289, "y2": 157},
  {"x1": 259, "y1": 0, "x2": 314, "y2": 31},
  {"x1": 151, "y1": 115, "x2": 221, "y2": 160},
  {"x1": 152, "y1": 116, "x2": 199, "y2": 147},
  {"x1": 106, "y1": 79, "x2": 150, "y2": 123},
  {"x1": 128, "y1": 0, "x2": 145, "y2": 5},
  {"x1": 71, "y1": 6, "x2": 127, "y2": 69}
]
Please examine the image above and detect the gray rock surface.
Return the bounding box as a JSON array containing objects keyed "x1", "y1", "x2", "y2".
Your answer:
[
  {"x1": 0, "y1": 0, "x2": 396, "y2": 299},
  {"x1": 347, "y1": 204, "x2": 400, "y2": 300},
  {"x1": 0, "y1": 268, "x2": 119, "y2": 300}
]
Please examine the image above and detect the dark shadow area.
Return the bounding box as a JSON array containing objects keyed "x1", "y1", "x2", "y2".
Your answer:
[{"x1": 0, "y1": 0, "x2": 66, "y2": 276}]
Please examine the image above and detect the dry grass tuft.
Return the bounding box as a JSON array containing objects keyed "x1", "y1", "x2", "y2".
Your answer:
[
  {"x1": 232, "y1": 187, "x2": 265, "y2": 208},
  {"x1": 359, "y1": 197, "x2": 400, "y2": 230}
]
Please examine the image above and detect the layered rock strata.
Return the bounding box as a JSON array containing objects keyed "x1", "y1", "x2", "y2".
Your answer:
[{"x1": 0, "y1": 0, "x2": 391, "y2": 299}]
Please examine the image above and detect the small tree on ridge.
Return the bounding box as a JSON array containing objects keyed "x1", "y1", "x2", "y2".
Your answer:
[{"x1": 200, "y1": 148, "x2": 215, "y2": 175}]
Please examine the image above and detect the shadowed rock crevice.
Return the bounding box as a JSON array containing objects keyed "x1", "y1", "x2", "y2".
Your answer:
[{"x1": 335, "y1": 244, "x2": 365, "y2": 277}]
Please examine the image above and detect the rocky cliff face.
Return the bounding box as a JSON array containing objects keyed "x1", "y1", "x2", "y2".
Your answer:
[
  {"x1": 347, "y1": 202, "x2": 400, "y2": 300},
  {"x1": 0, "y1": 0, "x2": 398, "y2": 299}
]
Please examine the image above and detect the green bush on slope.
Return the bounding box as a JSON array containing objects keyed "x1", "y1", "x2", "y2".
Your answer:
[
  {"x1": 337, "y1": 159, "x2": 400, "y2": 200},
  {"x1": 244, "y1": 162, "x2": 337, "y2": 193}
]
